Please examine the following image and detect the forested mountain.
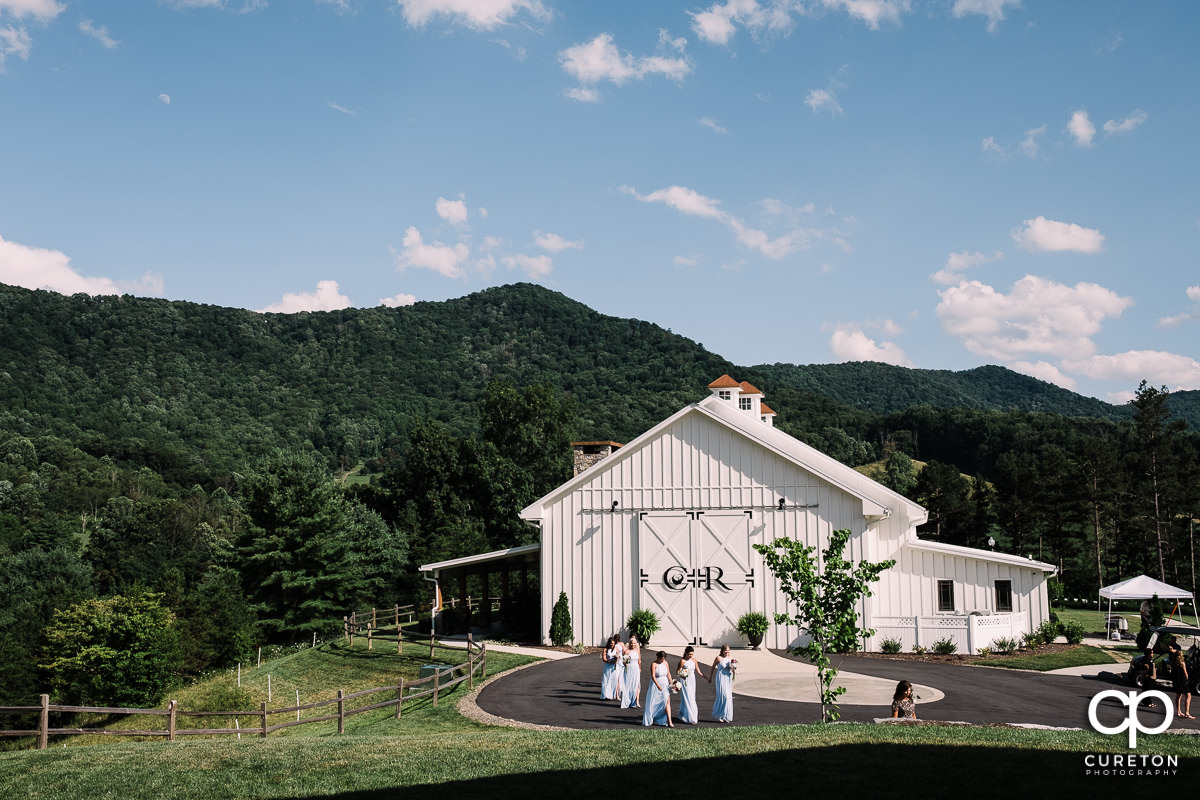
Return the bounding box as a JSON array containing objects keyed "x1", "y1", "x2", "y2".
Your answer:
[{"x1": 2, "y1": 280, "x2": 1198, "y2": 709}]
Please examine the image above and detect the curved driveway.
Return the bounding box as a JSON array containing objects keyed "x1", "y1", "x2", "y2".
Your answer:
[{"x1": 476, "y1": 650, "x2": 1195, "y2": 731}]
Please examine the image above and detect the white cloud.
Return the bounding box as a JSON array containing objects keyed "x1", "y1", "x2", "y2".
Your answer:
[
  {"x1": 79, "y1": 19, "x2": 118, "y2": 49},
  {"x1": 393, "y1": 226, "x2": 469, "y2": 279},
  {"x1": 1095, "y1": 32, "x2": 1123, "y2": 55},
  {"x1": 689, "y1": 0, "x2": 802, "y2": 45},
  {"x1": 435, "y1": 195, "x2": 468, "y2": 225},
  {"x1": 0, "y1": 234, "x2": 164, "y2": 297},
  {"x1": 259, "y1": 280, "x2": 352, "y2": 313},
  {"x1": 559, "y1": 31, "x2": 692, "y2": 100},
  {"x1": 480, "y1": 235, "x2": 503, "y2": 251},
  {"x1": 805, "y1": 88, "x2": 842, "y2": 115},
  {"x1": 930, "y1": 249, "x2": 1002, "y2": 285},
  {"x1": 936, "y1": 274, "x2": 1133, "y2": 362},
  {"x1": 1020, "y1": 124, "x2": 1045, "y2": 158},
  {"x1": 503, "y1": 253, "x2": 553, "y2": 279},
  {"x1": 1157, "y1": 285, "x2": 1200, "y2": 328},
  {"x1": 533, "y1": 231, "x2": 583, "y2": 252},
  {"x1": 820, "y1": 0, "x2": 910, "y2": 30},
  {"x1": 621, "y1": 184, "x2": 805, "y2": 260},
  {"x1": 674, "y1": 254, "x2": 699, "y2": 267},
  {"x1": 1068, "y1": 109, "x2": 1095, "y2": 147},
  {"x1": 396, "y1": 0, "x2": 549, "y2": 30},
  {"x1": 326, "y1": 101, "x2": 355, "y2": 115},
  {"x1": 981, "y1": 136, "x2": 1006, "y2": 160},
  {"x1": 700, "y1": 116, "x2": 728, "y2": 134},
  {"x1": 564, "y1": 86, "x2": 599, "y2": 103},
  {"x1": 163, "y1": 0, "x2": 267, "y2": 10},
  {"x1": 1011, "y1": 216, "x2": 1105, "y2": 253},
  {"x1": 158, "y1": 93, "x2": 171, "y2": 104},
  {"x1": 950, "y1": 0, "x2": 1020, "y2": 33},
  {"x1": 0, "y1": 0, "x2": 62, "y2": 20},
  {"x1": 1060, "y1": 351, "x2": 1200, "y2": 392},
  {"x1": 474, "y1": 253, "x2": 497, "y2": 277},
  {"x1": 1103, "y1": 108, "x2": 1148, "y2": 135},
  {"x1": 829, "y1": 326, "x2": 912, "y2": 366},
  {"x1": 0, "y1": 25, "x2": 31, "y2": 67},
  {"x1": 1009, "y1": 360, "x2": 1077, "y2": 390},
  {"x1": 378, "y1": 293, "x2": 417, "y2": 308}
]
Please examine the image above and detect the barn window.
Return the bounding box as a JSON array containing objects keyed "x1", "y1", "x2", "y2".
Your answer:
[
  {"x1": 937, "y1": 580, "x2": 955, "y2": 612},
  {"x1": 995, "y1": 579, "x2": 1013, "y2": 613},
  {"x1": 739, "y1": 396, "x2": 752, "y2": 410},
  {"x1": 718, "y1": 390, "x2": 731, "y2": 401}
]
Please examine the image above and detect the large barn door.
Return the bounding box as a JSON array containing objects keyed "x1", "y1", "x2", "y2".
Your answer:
[
  {"x1": 693, "y1": 511, "x2": 753, "y2": 647},
  {"x1": 638, "y1": 513, "x2": 697, "y2": 646},
  {"x1": 637, "y1": 511, "x2": 753, "y2": 647}
]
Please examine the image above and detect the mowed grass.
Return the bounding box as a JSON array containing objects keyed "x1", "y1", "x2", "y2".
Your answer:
[
  {"x1": 984, "y1": 645, "x2": 1117, "y2": 672},
  {"x1": 3, "y1": 639, "x2": 1199, "y2": 799}
]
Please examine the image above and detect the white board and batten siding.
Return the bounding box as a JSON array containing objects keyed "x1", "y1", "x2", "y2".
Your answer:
[{"x1": 523, "y1": 389, "x2": 1056, "y2": 652}]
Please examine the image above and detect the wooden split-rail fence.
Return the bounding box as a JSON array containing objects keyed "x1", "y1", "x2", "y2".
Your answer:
[{"x1": 0, "y1": 635, "x2": 486, "y2": 750}]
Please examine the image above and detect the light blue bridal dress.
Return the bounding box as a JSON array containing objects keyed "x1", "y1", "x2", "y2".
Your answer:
[
  {"x1": 678, "y1": 657, "x2": 699, "y2": 723},
  {"x1": 601, "y1": 647, "x2": 620, "y2": 700},
  {"x1": 642, "y1": 662, "x2": 671, "y2": 726},
  {"x1": 712, "y1": 656, "x2": 733, "y2": 722},
  {"x1": 620, "y1": 648, "x2": 641, "y2": 709}
]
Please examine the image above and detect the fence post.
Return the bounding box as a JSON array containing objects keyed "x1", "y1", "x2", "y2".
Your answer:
[
  {"x1": 482, "y1": 643, "x2": 487, "y2": 678},
  {"x1": 468, "y1": 648, "x2": 474, "y2": 690},
  {"x1": 368, "y1": 626, "x2": 373, "y2": 651},
  {"x1": 394, "y1": 604, "x2": 399, "y2": 629},
  {"x1": 343, "y1": 615, "x2": 348, "y2": 641},
  {"x1": 260, "y1": 702, "x2": 268, "y2": 738},
  {"x1": 433, "y1": 669, "x2": 440, "y2": 708},
  {"x1": 38, "y1": 694, "x2": 48, "y2": 750},
  {"x1": 350, "y1": 612, "x2": 355, "y2": 646},
  {"x1": 372, "y1": 607, "x2": 377, "y2": 630},
  {"x1": 337, "y1": 689, "x2": 345, "y2": 735},
  {"x1": 396, "y1": 678, "x2": 403, "y2": 720},
  {"x1": 168, "y1": 699, "x2": 177, "y2": 742}
]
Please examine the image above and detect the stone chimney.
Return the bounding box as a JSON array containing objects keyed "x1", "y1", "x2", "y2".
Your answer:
[{"x1": 572, "y1": 441, "x2": 623, "y2": 476}]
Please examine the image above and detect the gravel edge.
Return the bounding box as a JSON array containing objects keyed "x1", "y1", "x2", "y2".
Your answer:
[{"x1": 455, "y1": 659, "x2": 573, "y2": 732}]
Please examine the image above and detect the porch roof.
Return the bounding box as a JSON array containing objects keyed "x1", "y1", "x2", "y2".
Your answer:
[{"x1": 418, "y1": 543, "x2": 540, "y2": 574}]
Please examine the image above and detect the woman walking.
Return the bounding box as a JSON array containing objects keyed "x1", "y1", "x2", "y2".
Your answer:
[
  {"x1": 709, "y1": 644, "x2": 734, "y2": 723},
  {"x1": 642, "y1": 651, "x2": 674, "y2": 727},
  {"x1": 676, "y1": 646, "x2": 705, "y2": 724},
  {"x1": 620, "y1": 636, "x2": 642, "y2": 709}
]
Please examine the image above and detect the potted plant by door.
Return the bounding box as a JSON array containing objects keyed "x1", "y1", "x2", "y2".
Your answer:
[
  {"x1": 626, "y1": 609, "x2": 660, "y2": 647},
  {"x1": 736, "y1": 611, "x2": 771, "y2": 650}
]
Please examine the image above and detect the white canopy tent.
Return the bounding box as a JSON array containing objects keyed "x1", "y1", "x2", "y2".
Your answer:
[{"x1": 1099, "y1": 575, "x2": 1199, "y2": 638}]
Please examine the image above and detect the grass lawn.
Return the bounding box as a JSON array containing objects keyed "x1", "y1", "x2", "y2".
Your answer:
[
  {"x1": 983, "y1": 645, "x2": 1117, "y2": 672},
  {"x1": 2, "y1": 638, "x2": 1198, "y2": 798}
]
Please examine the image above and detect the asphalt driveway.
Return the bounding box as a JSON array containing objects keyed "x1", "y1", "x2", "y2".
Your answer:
[{"x1": 475, "y1": 649, "x2": 1192, "y2": 731}]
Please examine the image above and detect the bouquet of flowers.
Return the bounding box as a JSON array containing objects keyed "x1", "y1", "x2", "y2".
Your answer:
[
  {"x1": 729, "y1": 659, "x2": 738, "y2": 681},
  {"x1": 669, "y1": 679, "x2": 682, "y2": 694},
  {"x1": 677, "y1": 666, "x2": 690, "y2": 682},
  {"x1": 622, "y1": 654, "x2": 631, "y2": 667}
]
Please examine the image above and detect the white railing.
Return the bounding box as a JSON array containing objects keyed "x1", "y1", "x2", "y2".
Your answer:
[{"x1": 872, "y1": 613, "x2": 1023, "y2": 654}]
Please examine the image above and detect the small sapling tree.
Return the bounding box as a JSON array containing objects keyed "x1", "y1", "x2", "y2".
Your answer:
[{"x1": 753, "y1": 528, "x2": 894, "y2": 722}]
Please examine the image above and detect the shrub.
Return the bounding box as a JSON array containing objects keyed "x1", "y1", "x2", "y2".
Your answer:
[
  {"x1": 911, "y1": 645, "x2": 926, "y2": 655},
  {"x1": 1061, "y1": 620, "x2": 1086, "y2": 645},
  {"x1": 1022, "y1": 630, "x2": 1043, "y2": 649},
  {"x1": 625, "y1": 609, "x2": 660, "y2": 645},
  {"x1": 880, "y1": 637, "x2": 903, "y2": 654},
  {"x1": 976, "y1": 646, "x2": 991, "y2": 658},
  {"x1": 548, "y1": 591, "x2": 573, "y2": 646},
  {"x1": 1036, "y1": 619, "x2": 1060, "y2": 644},
  {"x1": 932, "y1": 637, "x2": 958, "y2": 655},
  {"x1": 992, "y1": 636, "x2": 1020, "y2": 654},
  {"x1": 736, "y1": 611, "x2": 771, "y2": 638}
]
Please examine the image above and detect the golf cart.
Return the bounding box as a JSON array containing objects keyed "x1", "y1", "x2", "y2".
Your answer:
[{"x1": 1127, "y1": 626, "x2": 1200, "y2": 693}]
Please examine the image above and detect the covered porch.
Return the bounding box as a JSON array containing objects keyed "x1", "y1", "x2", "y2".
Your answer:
[{"x1": 419, "y1": 543, "x2": 541, "y2": 640}]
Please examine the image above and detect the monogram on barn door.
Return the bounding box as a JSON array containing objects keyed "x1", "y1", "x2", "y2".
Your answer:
[{"x1": 637, "y1": 510, "x2": 754, "y2": 647}]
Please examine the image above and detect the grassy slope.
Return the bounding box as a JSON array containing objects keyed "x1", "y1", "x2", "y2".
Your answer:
[{"x1": 2, "y1": 641, "x2": 1198, "y2": 798}]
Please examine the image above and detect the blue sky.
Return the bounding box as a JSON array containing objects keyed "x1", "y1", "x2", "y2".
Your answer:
[{"x1": 1, "y1": 0, "x2": 1198, "y2": 403}]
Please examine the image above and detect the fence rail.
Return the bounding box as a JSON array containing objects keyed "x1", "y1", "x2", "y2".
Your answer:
[{"x1": 0, "y1": 636, "x2": 487, "y2": 750}]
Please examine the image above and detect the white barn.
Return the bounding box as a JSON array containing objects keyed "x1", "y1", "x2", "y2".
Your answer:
[{"x1": 422, "y1": 376, "x2": 1056, "y2": 654}]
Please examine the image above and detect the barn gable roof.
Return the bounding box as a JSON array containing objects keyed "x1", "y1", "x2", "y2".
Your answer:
[{"x1": 520, "y1": 393, "x2": 927, "y2": 526}]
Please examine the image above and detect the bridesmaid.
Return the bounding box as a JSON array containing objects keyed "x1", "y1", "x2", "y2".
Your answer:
[
  {"x1": 600, "y1": 636, "x2": 621, "y2": 700},
  {"x1": 642, "y1": 651, "x2": 674, "y2": 727},
  {"x1": 676, "y1": 646, "x2": 706, "y2": 724},
  {"x1": 709, "y1": 644, "x2": 734, "y2": 723},
  {"x1": 620, "y1": 636, "x2": 642, "y2": 709}
]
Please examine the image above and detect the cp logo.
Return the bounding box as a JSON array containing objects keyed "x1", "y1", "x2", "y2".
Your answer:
[{"x1": 1087, "y1": 689, "x2": 1173, "y2": 747}]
